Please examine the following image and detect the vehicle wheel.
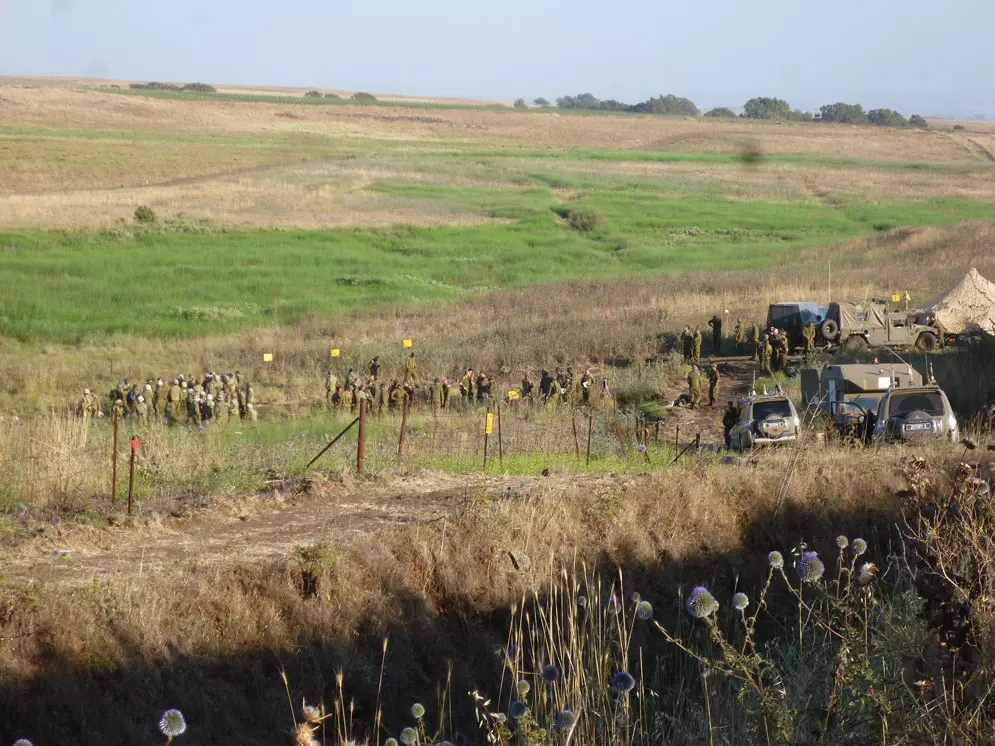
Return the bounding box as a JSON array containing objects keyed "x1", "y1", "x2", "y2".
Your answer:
[
  {"x1": 841, "y1": 336, "x2": 868, "y2": 352},
  {"x1": 821, "y1": 319, "x2": 839, "y2": 341},
  {"x1": 915, "y1": 332, "x2": 938, "y2": 351}
]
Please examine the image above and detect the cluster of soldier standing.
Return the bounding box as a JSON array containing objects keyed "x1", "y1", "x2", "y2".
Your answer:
[
  {"x1": 325, "y1": 353, "x2": 606, "y2": 413},
  {"x1": 78, "y1": 372, "x2": 257, "y2": 425}
]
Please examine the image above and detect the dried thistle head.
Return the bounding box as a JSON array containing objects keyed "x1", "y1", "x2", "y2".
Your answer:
[{"x1": 295, "y1": 722, "x2": 320, "y2": 746}]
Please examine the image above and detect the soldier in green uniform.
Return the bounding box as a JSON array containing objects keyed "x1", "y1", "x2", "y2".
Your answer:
[
  {"x1": 759, "y1": 334, "x2": 774, "y2": 377},
  {"x1": 153, "y1": 379, "x2": 166, "y2": 420},
  {"x1": 734, "y1": 319, "x2": 745, "y2": 353},
  {"x1": 340, "y1": 386, "x2": 354, "y2": 411},
  {"x1": 688, "y1": 364, "x2": 702, "y2": 409},
  {"x1": 460, "y1": 369, "x2": 475, "y2": 405},
  {"x1": 707, "y1": 363, "x2": 720, "y2": 406},
  {"x1": 750, "y1": 323, "x2": 761, "y2": 360},
  {"x1": 580, "y1": 369, "x2": 593, "y2": 405},
  {"x1": 136, "y1": 395, "x2": 149, "y2": 424},
  {"x1": 325, "y1": 371, "x2": 338, "y2": 407},
  {"x1": 368, "y1": 356, "x2": 381, "y2": 381},
  {"x1": 547, "y1": 377, "x2": 563, "y2": 411},
  {"x1": 681, "y1": 326, "x2": 693, "y2": 362},
  {"x1": 376, "y1": 382, "x2": 389, "y2": 414},
  {"x1": 390, "y1": 382, "x2": 407, "y2": 410},
  {"x1": 431, "y1": 377, "x2": 444, "y2": 409},
  {"x1": 802, "y1": 322, "x2": 817, "y2": 359},
  {"x1": 707, "y1": 314, "x2": 723, "y2": 355},
  {"x1": 520, "y1": 373, "x2": 534, "y2": 402},
  {"x1": 692, "y1": 327, "x2": 703, "y2": 363},
  {"x1": 216, "y1": 392, "x2": 230, "y2": 422},
  {"x1": 404, "y1": 353, "x2": 419, "y2": 385}
]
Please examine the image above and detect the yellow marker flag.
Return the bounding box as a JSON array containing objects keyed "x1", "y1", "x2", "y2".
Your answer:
[
  {"x1": 330, "y1": 348, "x2": 340, "y2": 358},
  {"x1": 403, "y1": 339, "x2": 413, "y2": 348},
  {"x1": 507, "y1": 390, "x2": 520, "y2": 401},
  {"x1": 485, "y1": 413, "x2": 494, "y2": 435},
  {"x1": 263, "y1": 353, "x2": 274, "y2": 363},
  {"x1": 891, "y1": 293, "x2": 901, "y2": 303}
]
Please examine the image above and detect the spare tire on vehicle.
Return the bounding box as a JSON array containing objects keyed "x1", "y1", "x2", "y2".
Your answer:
[{"x1": 821, "y1": 319, "x2": 839, "y2": 341}]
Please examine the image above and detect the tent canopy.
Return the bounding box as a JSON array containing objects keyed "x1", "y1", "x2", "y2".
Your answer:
[{"x1": 928, "y1": 268, "x2": 995, "y2": 335}]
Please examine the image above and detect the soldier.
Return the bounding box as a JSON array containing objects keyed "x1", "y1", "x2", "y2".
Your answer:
[
  {"x1": 136, "y1": 394, "x2": 149, "y2": 424},
  {"x1": 477, "y1": 372, "x2": 494, "y2": 404},
  {"x1": 734, "y1": 318, "x2": 745, "y2": 353},
  {"x1": 368, "y1": 356, "x2": 381, "y2": 381},
  {"x1": 681, "y1": 326, "x2": 693, "y2": 362},
  {"x1": 431, "y1": 377, "x2": 444, "y2": 409},
  {"x1": 722, "y1": 401, "x2": 738, "y2": 449},
  {"x1": 750, "y1": 323, "x2": 761, "y2": 360},
  {"x1": 460, "y1": 368, "x2": 475, "y2": 404},
  {"x1": 539, "y1": 369, "x2": 553, "y2": 400},
  {"x1": 692, "y1": 327, "x2": 703, "y2": 363},
  {"x1": 547, "y1": 377, "x2": 563, "y2": 411},
  {"x1": 445, "y1": 378, "x2": 460, "y2": 409},
  {"x1": 707, "y1": 364, "x2": 720, "y2": 406},
  {"x1": 390, "y1": 381, "x2": 407, "y2": 410},
  {"x1": 340, "y1": 385, "x2": 354, "y2": 411},
  {"x1": 580, "y1": 369, "x2": 593, "y2": 405},
  {"x1": 245, "y1": 402, "x2": 258, "y2": 422},
  {"x1": 802, "y1": 322, "x2": 817, "y2": 359},
  {"x1": 759, "y1": 334, "x2": 774, "y2": 377},
  {"x1": 332, "y1": 385, "x2": 344, "y2": 410},
  {"x1": 521, "y1": 373, "x2": 534, "y2": 402},
  {"x1": 688, "y1": 364, "x2": 702, "y2": 409},
  {"x1": 404, "y1": 353, "x2": 419, "y2": 385},
  {"x1": 202, "y1": 394, "x2": 215, "y2": 424},
  {"x1": 376, "y1": 381, "x2": 389, "y2": 414},
  {"x1": 325, "y1": 370, "x2": 338, "y2": 407},
  {"x1": 708, "y1": 314, "x2": 723, "y2": 355},
  {"x1": 153, "y1": 378, "x2": 166, "y2": 420},
  {"x1": 216, "y1": 392, "x2": 230, "y2": 422},
  {"x1": 772, "y1": 331, "x2": 788, "y2": 372}
]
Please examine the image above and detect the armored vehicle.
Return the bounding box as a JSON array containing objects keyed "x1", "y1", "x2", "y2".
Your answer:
[
  {"x1": 766, "y1": 302, "x2": 829, "y2": 350},
  {"x1": 801, "y1": 363, "x2": 923, "y2": 442},
  {"x1": 820, "y1": 301, "x2": 940, "y2": 352},
  {"x1": 727, "y1": 393, "x2": 801, "y2": 452}
]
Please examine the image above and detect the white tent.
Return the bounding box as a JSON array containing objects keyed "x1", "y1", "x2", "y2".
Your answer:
[{"x1": 928, "y1": 268, "x2": 995, "y2": 335}]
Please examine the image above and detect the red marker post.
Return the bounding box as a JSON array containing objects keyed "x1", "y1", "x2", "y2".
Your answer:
[{"x1": 128, "y1": 437, "x2": 139, "y2": 517}]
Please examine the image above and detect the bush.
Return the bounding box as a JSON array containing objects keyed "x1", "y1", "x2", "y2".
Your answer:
[
  {"x1": 909, "y1": 114, "x2": 929, "y2": 129},
  {"x1": 566, "y1": 208, "x2": 601, "y2": 232},
  {"x1": 133, "y1": 205, "x2": 158, "y2": 224},
  {"x1": 868, "y1": 108, "x2": 909, "y2": 127},
  {"x1": 513, "y1": 98, "x2": 527, "y2": 109},
  {"x1": 180, "y1": 83, "x2": 216, "y2": 93},
  {"x1": 743, "y1": 96, "x2": 791, "y2": 120},
  {"x1": 351, "y1": 92, "x2": 377, "y2": 103},
  {"x1": 324, "y1": 93, "x2": 341, "y2": 99},
  {"x1": 790, "y1": 108, "x2": 814, "y2": 122},
  {"x1": 953, "y1": 124, "x2": 966, "y2": 131},
  {"x1": 304, "y1": 90, "x2": 323, "y2": 98},
  {"x1": 705, "y1": 107, "x2": 737, "y2": 119},
  {"x1": 632, "y1": 94, "x2": 699, "y2": 116},
  {"x1": 533, "y1": 97, "x2": 550, "y2": 106},
  {"x1": 819, "y1": 102, "x2": 867, "y2": 124}
]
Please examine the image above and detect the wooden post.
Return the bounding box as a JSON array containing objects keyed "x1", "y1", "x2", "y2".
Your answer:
[
  {"x1": 111, "y1": 407, "x2": 119, "y2": 505},
  {"x1": 127, "y1": 437, "x2": 138, "y2": 516},
  {"x1": 695, "y1": 433, "x2": 701, "y2": 452},
  {"x1": 572, "y1": 415, "x2": 580, "y2": 460},
  {"x1": 357, "y1": 397, "x2": 367, "y2": 474},
  {"x1": 397, "y1": 396, "x2": 409, "y2": 468},
  {"x1": 675, "y1": 423, "x2": 680, "y2": 452},
  {"x1": 586, "y1": 415, "x2": 593, "y2": 466},
  {"x1": 654, "y1": 422, "x2": 660, "y2": 443},
  {"x1": 643, "y1": 426, "x2": 650, "y2": 447},
  {"x1": 497, "y1": 404, "x2": 503, "y2": 465}
]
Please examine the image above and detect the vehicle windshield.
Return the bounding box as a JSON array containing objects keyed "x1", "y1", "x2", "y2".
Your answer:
[
  {"x1": 767, "y1": 305, "x2": 799, "y2": 326},
  {"x1": 753, "y1": 399, "x2": 794, "y2": 420},
  {"x1": 841, "y1": 395, "x2": 881, "y2": 414},
  {"x1": 886, "y1": 391, "x2": 945, "y2": 417}
]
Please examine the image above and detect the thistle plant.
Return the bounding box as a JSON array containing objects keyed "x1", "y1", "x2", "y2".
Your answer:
[{"x1": 158, "y1": 709, "x2": 187, "y2": 744}]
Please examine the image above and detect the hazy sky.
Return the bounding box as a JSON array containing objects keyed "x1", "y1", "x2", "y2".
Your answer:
[{"x1": 1, "y1": 0, "x2": 992, "y2": 117}]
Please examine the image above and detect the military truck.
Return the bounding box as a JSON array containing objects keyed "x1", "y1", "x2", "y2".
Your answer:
[
  {"x1": 766, "y1": 302, "x2": 829, "y2": 350},
  {"x1": 819, "y1": 301, "x2": 940, "y2": 352},
  {"x1": 871, "y1": 384, "x2": 959, "y2": 444},
  {"x1": 801, "y1": 363, "x2": 923, "y2": 442}
]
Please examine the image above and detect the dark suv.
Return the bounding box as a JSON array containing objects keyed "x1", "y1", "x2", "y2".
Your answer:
[{"x1": 766, "y1": 302, "x2": 829, "y2": 350}]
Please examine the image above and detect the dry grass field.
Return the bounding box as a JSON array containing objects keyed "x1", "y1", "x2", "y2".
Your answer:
[{"x1": 3, "y1": 78, "x2": 995, "y2": 745}]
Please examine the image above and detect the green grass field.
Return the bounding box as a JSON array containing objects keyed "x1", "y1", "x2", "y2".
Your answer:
[{"x1": 4, "y1": 185, "x2": 995, "y2": 342}]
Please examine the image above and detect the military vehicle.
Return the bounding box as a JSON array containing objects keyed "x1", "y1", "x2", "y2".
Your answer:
[
  {"x1": 766, "y1": 302, "x2": 829, "y2": 349},
  {"x1": 819, "y1": 301, "x2": 940, "y2": 352},
  {"x1": 727, "y1": 392, "x2": 801, "y2": 452},
  {"x1": 871, "y1": 384, "x2": 959, "y2": 444},
  {"x1": 801, "y1": 363, "x2": 923, "y2": 442}
]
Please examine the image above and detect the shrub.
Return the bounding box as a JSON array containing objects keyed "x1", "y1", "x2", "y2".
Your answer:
[
  {"x1": 180, "y1": 83, "x2": 216, "y2": 93},
  {"x1": 351, "y1": 92, "x2": 377, "y2": 103},
  {"x1": 953, "y1": 124, "x2": 966, "y2": 131},
  {"x1": 743, "y1": 96, "x2": 791, "y2": 120},
  {"x1": 324, "y1": 93, "x2": 341, "y2": 99},
  {"x1": 566, "y1": 208, "x2": 601, "y2": 232},
  {"x1": 790, "y1": 108, "x2": 814, "y2": 122},
  {"x1": 513, "y1": 98, "x2": 527, "y2": 109},
  {"x1": 705, "y1": 107, "x2": 737, "y2": 118},
  {"x1": 304, "y1": 90, "x2": 323, "y2": 98},
  {"x1": 819, "y1": 102, "x2": 867, "y2": 124},
  {"x1": 632, "y1": 94, "x2": 699, "y2": 116},
  {"x1": 868, "y1": 108, "x2": 909, "y2": 127},
  {"x1": 133, "y1": 205, "x2": 158, "y2": 224},
  {"x1": 533, "y1": 97, "x2": 550, "y2": 106},
  {"x1": 909, "y1": 114, "x2": 929, "y2": 129}
]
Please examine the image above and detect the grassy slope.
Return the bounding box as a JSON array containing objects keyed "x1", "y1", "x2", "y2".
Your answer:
[{"x1": 4, "y1": 186, "x2": 995, "y2": 341}]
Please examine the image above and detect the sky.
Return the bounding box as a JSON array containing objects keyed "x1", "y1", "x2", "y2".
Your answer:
[{"x1": 0, "y1": 0, "x2": 993, "y2": 118}]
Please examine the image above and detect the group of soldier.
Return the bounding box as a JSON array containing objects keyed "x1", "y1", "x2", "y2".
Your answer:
[
  {"x1": 78, "y1": 372, "x2": 257, "y2": 426},
  {"x1": 324, "y1": 353, "x2": 604, "y2": 414}
]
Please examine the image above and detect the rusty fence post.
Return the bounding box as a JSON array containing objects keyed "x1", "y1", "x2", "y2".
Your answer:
[
  {"x1": 572, "y1": 415, "x2": 580, "y2": 460},
  {"x1": 586, "y1": 414, "x2": 593, "y2": 466},
  {"x1": 357, "y1": 398, "x2": 367, "y2": 474},
  {"x1": 127, "y1": 437, "x2": 138, "y2": 517},
  {"x1": 111, "y1": 407, "x2": 119, "y2": 505},
  {"x1": 497, "y1": 404, "x2": 503, "y2": 466},
  {"x1": 397, "y1": 396, "x2": 409, "y2": 468}
]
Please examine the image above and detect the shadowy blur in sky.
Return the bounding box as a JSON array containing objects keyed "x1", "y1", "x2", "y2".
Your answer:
[{"x1": 0, "y1": 0, "x2": 992, "y2": 117}]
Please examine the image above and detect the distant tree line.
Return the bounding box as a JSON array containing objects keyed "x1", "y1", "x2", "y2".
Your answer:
[
  {"x1": 129, "y1": 82, "x2": 217, "y2": 93},
  {"x1": 540, "y1": 92, "x2": 929, "y2": 128}
]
